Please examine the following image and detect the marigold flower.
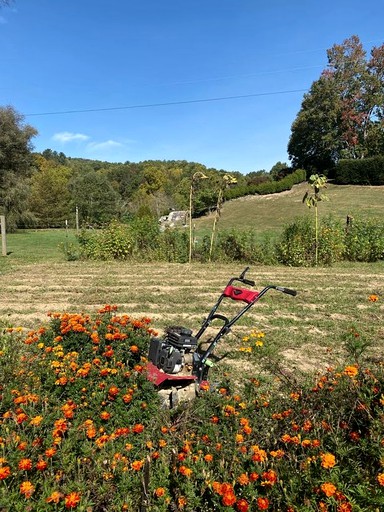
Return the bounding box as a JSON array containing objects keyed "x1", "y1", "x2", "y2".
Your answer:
[
  {"x1": 377, "y1": 473, "x2": 384, "y2": 486},
  {"x1": 46, "y1": 491, "x2": 63, "y2": 504},
  {"x1": 154, "y1": 487, "x2": 166, "y2": 498},
  {"x1": 257, "y1": 496, "x2": 269, "y2": 510},
  {"x1": 251, "y1": 445, "x2": 267, "y2": 463},
  {"x1": 131, "y1": 460, "x2": 144, "y2": 471},
  {"x1": 64, "y1": 491, "x2": 81, "y2": 509},
  {"x1": 368, "y1": 294, "x2": 379, "y2": 302},
  {"x1": 321, "y1": 482, "x2": 337, "y2": 497},
  {"x1": 222, "y1": 492, "x2": 237, "y2": 506},
  {"x1": 132, "y1": 423, "x2": 144, "y2": 434},
  {"x1": 344, "y1": 365, "x2": 358, "y2": 378},
  {"x1": 36, "y1": 459, "x2": 48, "y2": 471},
  {"x1": 179, "y1": 465, "x2": 192, "y2": 477},
  {"x1": 100, "y1": 411, "x2": 111, "y2": 420},
  {"x1": 18, "y1": 458, "x2": 33, "y2": 471},
  {"x1": 178, "y1": 496, "x2": 187, "y2": 508},
  {"x1": 236, "y1": 498, "x2": 249, "y2": 512},
  {"x1": 204, "y1": 454, "x2": 213, "y2": 462},
  {"x1": 237, "y1": 472, "x2": 249, "y2": 485},
  {"x1": 45, "y1": 447, "x2": 57, "y2": 458},
  {"x1": 320, "y1": 452, "x2": 336, "y2": 469},
  {"x1": 20, "y1": 480, "x2": 35, "y2": 499},
  {"x1": 0, "y1": 466, "x2": 11, "y2": 480},
  {"x1": 29, "y1": 415, "x2": 43, "y2": 426}
]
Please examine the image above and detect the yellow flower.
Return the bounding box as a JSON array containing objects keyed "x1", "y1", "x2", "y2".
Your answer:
[{"x1": 320, "y1": 452, "x2": 336, "y2": 469}]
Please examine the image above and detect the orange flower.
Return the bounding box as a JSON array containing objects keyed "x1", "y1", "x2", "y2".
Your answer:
[
  {"x1": 178, "y1": 496, "x2": 187, "y2": 508},
  {"x1": 320, "y1": 453, "x2": 336, "y2": 469},
  {"x1": 204, "y1": 454, "x2": 213, "y2": 462},
  {"x1": 45, "y1": 447, "x2": 57, "y2": 458},
  {"x1": 262, "y1": 469, "x2": 277, "y2": 486},
  {"x1": 344, "y1": 365, "x2": 358, "y2": 378},
  {"x1": 100, "y1": 411, "x2": 111, "y2": 421},
  {"x1": 154, "y1": 487, "x2": 166, "y2": 498},
  {"x1": 237, "y1": 473, "x2": 249, "y2": 485},
  {"x1": 222, "y1": 492, "x2": 237, "y2": 506},
  {"x1": 377, "y1": 473, "x2": 384, "y2": 486},
  {"x1": 29, "y1": 415, "x2": 43, "y2": 426},
  {"x1": 132, "y1": 423, "x2": 144, "y2": 434},
  {"x1": 108, "y1": 386, "x2": 119, "y2": 397},
  {"x1": 236, "y1": 498, "x2": 249, "y2": 512},
  {"x1": 257, "y1": 497, "x2": 269, "y2": 510},
  {"x1": 20, "y1": 480, "x2": 35, "y2": 499},
  {"x1": 131, "y1": 460, "x2": 144, "y2": 471},
  {"x1": 46, "y1": 491, "x2": 63, "y2": 504},
  {"x1": 179, "y1": 465, "x2": 192, "y2": 477},
  {"x1": 0, "y1": 466, "x2": 11, "y2": 480},
  {"x1": 368, "y1": 294, "x2": 379, "y2": 302},
  {"x1": 251, "y1": 445, "x2": 267, "y2": 463},
  {"x1": 321, "y1": 482, "x2": 336, "y2": 497},
  {"x1": 18, "y1": 458, "x2": 33, "y2": 471},
  {"x1": 64, "y1": 491, "x2": 81, "y2": 509},
  {"x1": 36, "y1": 459, "x2": 48, "y2": 471},
  {"x1": 130, "y1": 345, "x2": 139, "y2": 353}
]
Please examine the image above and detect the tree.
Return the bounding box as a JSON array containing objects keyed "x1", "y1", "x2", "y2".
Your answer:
[
  {"x1": 29, "y1": 156, "x2": 73, "y2": 227},
  {"x1": 0, "y1": 106, "x2": 38, "y2": 230},
  {"x1": 68, "y1": 170, "x2": 122, "y2": 226},
  {"x1": 288, "y1": 36, "x2": 384, "y2": 173}
]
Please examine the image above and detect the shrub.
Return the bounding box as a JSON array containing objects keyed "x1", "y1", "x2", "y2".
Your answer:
[
  {"x1": 335, "y1": 155, "x2": 384, "y2": 185},
  {"x1": 344, "y1": 219, "x2": 384, "y2": 262},
  {"x1": 276, "y1": 216, "x2": 345, "y2": 266}
]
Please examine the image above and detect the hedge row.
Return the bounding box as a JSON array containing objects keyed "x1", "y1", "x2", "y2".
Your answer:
[
  {"x1": 224, "y1": 169, "x2": 306, "y2": 201},
  {"x1": 334, "y1": 155, "x2": 384, "y2": 185}
]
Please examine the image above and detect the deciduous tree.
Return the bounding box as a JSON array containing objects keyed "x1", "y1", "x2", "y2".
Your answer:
[
  {"x1": 0, "y1": 106, "x2": 38, "y2": 230},
  {"x1": 289, "y1": 36, "x2": 384, "y2": 173}
]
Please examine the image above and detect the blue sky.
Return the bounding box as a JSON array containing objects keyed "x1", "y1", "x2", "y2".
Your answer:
[{"x1": 1, "y1": 1, "x2": 383, "y2": 174}]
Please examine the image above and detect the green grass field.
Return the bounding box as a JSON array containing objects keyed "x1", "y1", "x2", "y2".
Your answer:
[{"x1": 195, "y1": 182, "x2": 384, "y2": 236}]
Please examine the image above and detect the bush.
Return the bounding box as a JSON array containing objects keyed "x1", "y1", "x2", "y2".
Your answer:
[
  {"x1": 334, "y1": 156, "x2": 384, "y2": 185},
  {"x1": 344, "y1": 219, "x2": 384, "y2": 262},
  {"x1": 276, "y1": 216, "x2": 345, "y2": 266}
]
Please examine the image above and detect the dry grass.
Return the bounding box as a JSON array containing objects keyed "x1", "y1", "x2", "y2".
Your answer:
[{"x1": 1, "y1": 261, "x2": 383, "y2": 375}]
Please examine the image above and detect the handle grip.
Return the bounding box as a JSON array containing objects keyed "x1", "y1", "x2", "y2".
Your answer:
[
  {"x1": 276, "y1": 286, "x2": 297, "y2": 296},
  {"x1": 242, "y1": 278, "x2": 255, "y2": 287}
]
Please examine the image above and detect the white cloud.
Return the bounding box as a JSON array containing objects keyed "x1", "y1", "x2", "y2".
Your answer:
[
  {"x1": 86, "y1": 140, "x2": 123, "y2": 151},
  {"x1": 52, "y1": 131, "x2": 90, "y2": 143}
]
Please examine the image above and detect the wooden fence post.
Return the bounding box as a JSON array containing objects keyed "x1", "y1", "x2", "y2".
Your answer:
[{"x1": 0, "y1": 215, "x2": 6, "y2": 256}]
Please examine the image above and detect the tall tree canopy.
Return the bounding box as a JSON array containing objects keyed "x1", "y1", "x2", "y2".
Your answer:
[
  {"x1": 288, "y1": 36, "x2": 384, "y2": 173},
  {"x1": 0, "y1": 106, "x2": 38, "y2": 229}
]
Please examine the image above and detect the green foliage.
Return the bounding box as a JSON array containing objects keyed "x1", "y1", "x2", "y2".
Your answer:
[
  {"x1": 224, "y1": 168, "x2": 306, "y2": 201},
  {"x1": 276, "y1": 216, "x2": 345, "y2": 266},
  {"x1": 0, "y1": 106, "x2": 38, "y2": 231},
  {"x1": 334, "y1": 155, "x2": 384, "y2": 185},
  {"x1": 289, "y1": 36, "x2": 384, "y2": 172},
  {"x1": 344, "y1": 218, "x2": 384, "y2": 262}
]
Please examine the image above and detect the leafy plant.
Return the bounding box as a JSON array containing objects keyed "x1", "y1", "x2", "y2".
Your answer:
[{"x1": 302, "y1": 174, "x2": 329, "y2": 265}]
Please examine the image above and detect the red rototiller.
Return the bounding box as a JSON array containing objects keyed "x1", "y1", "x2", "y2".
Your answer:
[{"x1": 146, "y1": 267, "x2": 297, "y2": 407}]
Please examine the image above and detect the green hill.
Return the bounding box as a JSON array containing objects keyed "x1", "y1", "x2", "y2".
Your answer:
[{"x1": 195, "y1": 182, "x2": 384, "y2": 237}]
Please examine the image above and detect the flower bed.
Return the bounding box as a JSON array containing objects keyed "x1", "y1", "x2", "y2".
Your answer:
[{"x1": 0, "y1": 304, "x2": 383, "y2": 511}]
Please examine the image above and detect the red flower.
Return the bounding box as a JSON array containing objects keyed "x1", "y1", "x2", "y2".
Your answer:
[
  {"x1": 222, "y1": 492, "x2": 237, "y2": 506},
  {"x1": 64, "y1": 491, "x2": 81, "y2": 509},
  {"x1": 236, "y1": 498, "x2": 249, "y2": 512},
  {"x1": 257, "y1": 497, "x2": 270, "y2": 510}
]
